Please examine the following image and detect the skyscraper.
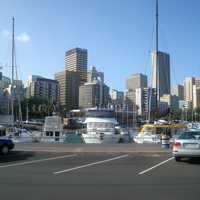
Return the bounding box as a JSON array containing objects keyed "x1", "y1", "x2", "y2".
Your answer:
[
  {"x1": 172, "y1": 84, "x2": 184, "y2": 100},
  {"x1": 126, "y1": 73, "x2": 147, "y2": 92},
  {"x1": 135, "y1": 87, "x2": 157, "y2": 118},
  {"x1": 184, "y1": 77, "x2": 195, "y2": 102},
  {"x1": 55, "y1": 70, "x2": 80, "y2": 111},
  {"x1": 79, "y1": 82, "x2": 109, "y2": 109},
  {"x1": 55, "y1": 47, "x2": 88, "y2": 111},
  {"x1": 193, "y1": 85, "x2": 200, "y2": 109},
  {"x1": 65, "y1": 48, "x2": 88, "y2": 85},
  {"x1": 125, "y1": 73, "x2": 147, "y2": 107},
  {"x1": 26, "y1": 75, "x2": 59, "y2": 103},
  {"x1": 195, "y1": 77, "x2": 200, "y2": 88},
  {"x1": 151, "y1": 51, "x2": 171, "y2": 99}
]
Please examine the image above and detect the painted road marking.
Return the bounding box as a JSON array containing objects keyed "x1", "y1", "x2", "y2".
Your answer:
[
  {"x1": 54, "y1": 154, "x2": 129, "y2": 175},
  {"x1": 0, "y1": 154, "x2": 76, "y2": 168},
  {"x1": 138, "y1": 157, "x2": 174, "y2": 175}
]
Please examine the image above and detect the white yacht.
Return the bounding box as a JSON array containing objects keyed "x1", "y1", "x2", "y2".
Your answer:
[
  {"x1": 82, "y1": 108, "x2": 120, "y2": 144},
  {"x1": 41, "y1": 115, "x2": 64, "y2": 142}
]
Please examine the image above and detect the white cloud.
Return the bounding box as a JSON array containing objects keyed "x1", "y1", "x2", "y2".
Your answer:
[
  {"x1": 1, "y1": 29, "x2": 10, "y2": 37},
  {"x1": 16, "y1": 32, "x2": 31, "y2": 43}
]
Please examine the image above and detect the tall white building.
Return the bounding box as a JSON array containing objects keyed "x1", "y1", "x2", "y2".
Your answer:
[
  {"x1": 184, "y1": 77, "x2": 195, "y2": 102},
  {"x1": 193, "y1": 85, "x2": 200, "y2": 109},
  {"x1": 135, "y1": 87, "x2": 157, "y2": 117}
]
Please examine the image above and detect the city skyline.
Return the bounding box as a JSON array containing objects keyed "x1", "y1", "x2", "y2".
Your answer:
[{"x1": 0, "y1": 0, "x2": 200, "y2": 91}]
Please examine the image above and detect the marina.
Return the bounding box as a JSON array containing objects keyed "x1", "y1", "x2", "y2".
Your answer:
[{"x1": 0, "y1": 0, "x2": 199, "y2": 199}]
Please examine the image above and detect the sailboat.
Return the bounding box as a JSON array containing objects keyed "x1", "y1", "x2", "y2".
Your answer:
[
  {"x1": 6, "y1": 17, "x2": 33, "y2": 143},
  {"x1": 133, "y1": 1, "x2": 187, "y2": 143}
]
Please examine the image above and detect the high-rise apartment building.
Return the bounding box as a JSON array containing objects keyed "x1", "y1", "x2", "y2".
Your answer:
[
  {"x1": 79, "y1": 82, "x2": 109, "y2": 109},
  {"x1": 126, "y1": 73, "x2": 147, "y2": 106},
  {"x1": 65, "y1": 48, "x2": 88, "y2": 85},
  {"x1": 193, "y1": 85, "x2": 200, "y2": 109},
  {"x1": 55, "y1": 71, "x2": 80, "y2": 111},
  {"x1": 195, "y1": 77, "x2": 200, "y2": 88},
  {"x1": 184, "y1": 77, "x2": 195, "y2": 102},
  {"x1": 172, "y1": 84, "x2": 184, "y2": 100},
  {"x1": 152, "y1": 51, "x2": 171, "y2": 98},
  {"x1": 55, "y1": 47, "x2": 88, "y2": 111},
  {"x1": 135, "y1": 87, "x2": 157, "y2": 118},
  {"x1": 160, "y1": 94, "x2": 179, "y2": 112},
  {"x1": 26, "y1": 75, "x2": 59, "y2": 103},
  {"x1": 126, "y1": 73, "x2": 147, "y2": 92},
  {"x1": 125, "y1": 90, "x2": 136, "y2": 107}
]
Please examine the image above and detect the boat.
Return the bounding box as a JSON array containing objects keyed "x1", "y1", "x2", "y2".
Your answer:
[
  {"x1": 82, "y1": 108, "x2": 121, "y2": 144},
  {"x1": 7, "y1": 127, "x2": 34, "y2": 143},
  {"x1": 133, "y1": 123, "x2": 187, "y2": 144},
  {"x1": 0, "y1": 18, "x2": 35, "y2": 143},
  {"x1": 0, "y1": 124, "x2": 34, "y2": 143},
  {"x1": 186, "y1": 122, "x2": 200, "y2": 131},
  {"x1": 41, "y1": 115, "x2": 64, "y2": 142}
]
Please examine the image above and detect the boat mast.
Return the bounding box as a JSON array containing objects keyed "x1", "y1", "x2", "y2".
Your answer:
[
  {"x1": 156, "y1": 0, "x2": 160, "y2": 111},
  {"x1": 11, "y1": 17, "x2": 15, "y2": 126},
  {"x1": 148, "y1": 0, "x2": 159, "y2": 123}
]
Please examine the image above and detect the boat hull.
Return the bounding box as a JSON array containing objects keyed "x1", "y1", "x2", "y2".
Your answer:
[{"x1": 82, "y1": 133, "x2": 120, "y2": 144}]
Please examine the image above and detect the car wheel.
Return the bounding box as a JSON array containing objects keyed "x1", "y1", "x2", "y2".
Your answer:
[
  {"x1": 175, "y1": 156, "x2": 182, "y2": 162},
  {"x1": 1, "y1": 146, "x2": 9, "y2": 155}
]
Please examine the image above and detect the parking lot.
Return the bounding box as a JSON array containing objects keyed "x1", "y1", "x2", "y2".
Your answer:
[{"x1": 0, "y1": 148, "x2": 200, "y2": 200}]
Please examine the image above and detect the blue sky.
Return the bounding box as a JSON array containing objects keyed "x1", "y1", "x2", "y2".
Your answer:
[{"x1": 0, "y1": 0, "x2": 199, "y2": 90}]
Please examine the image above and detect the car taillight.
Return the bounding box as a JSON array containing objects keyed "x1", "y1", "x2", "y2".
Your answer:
[{"x1": 173, "y1": 142, "x2": 181, "y2": 149}]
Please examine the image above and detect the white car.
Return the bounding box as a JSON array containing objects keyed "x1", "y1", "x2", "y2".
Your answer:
[{"x1": 173, "y1": 131, "x2": 200, "y2": 161}]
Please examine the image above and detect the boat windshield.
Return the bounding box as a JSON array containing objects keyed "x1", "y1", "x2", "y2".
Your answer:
[
  {"x1": 88, "y1": 122, "x2": 115, "y2": 129},
  {"x1": 86, "y1": 110, "x2": 115, "y2": 118}
]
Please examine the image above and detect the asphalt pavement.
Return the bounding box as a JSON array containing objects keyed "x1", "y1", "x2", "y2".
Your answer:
[{"x1": 0, "y1": 150, "x2": 200, "y2": 200}]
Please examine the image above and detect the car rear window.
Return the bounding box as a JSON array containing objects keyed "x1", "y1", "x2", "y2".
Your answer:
[{"x1": 178, "y1": 132, "x2": 200, "y2": 140}]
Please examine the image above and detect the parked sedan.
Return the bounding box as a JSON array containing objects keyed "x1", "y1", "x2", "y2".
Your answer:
[
  {"x1": 173, "y1": 131, "x2": 200, "y2": 161},
  {"x1": 0, "y1": 139, "x2": 15, "y2": 155}
]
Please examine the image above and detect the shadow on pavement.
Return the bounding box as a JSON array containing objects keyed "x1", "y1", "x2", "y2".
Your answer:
[
  {"x1": 187, "y1": 158, "x2": 200, "y2": 165},
  {"x1": 0, "y1": 151, "x2": 35, "y2": 164}
]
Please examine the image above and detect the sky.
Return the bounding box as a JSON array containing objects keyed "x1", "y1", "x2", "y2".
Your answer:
[{"x1": 0, "y1": 0, "x2": 199, "y2": 91}]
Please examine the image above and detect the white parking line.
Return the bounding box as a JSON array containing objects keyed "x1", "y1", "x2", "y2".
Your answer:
[
  {"x1": 53, "y1": 154, "x2": 129, "y2": 175},
  {"x1": 0, "y1": 154, "x2": 76, "y2": 168},
  {"x1": 138, "y1": 157, "x2": 174, "y2": 175}
]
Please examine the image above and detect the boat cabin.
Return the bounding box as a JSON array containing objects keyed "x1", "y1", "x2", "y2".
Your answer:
[{"x1": 42, "y1": 116, "x2": 63, "y2": 142}]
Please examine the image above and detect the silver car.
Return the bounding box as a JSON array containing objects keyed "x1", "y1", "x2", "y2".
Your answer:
[{"x1": 173, "y1": 131, "x2": 200, "y2": 161}]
